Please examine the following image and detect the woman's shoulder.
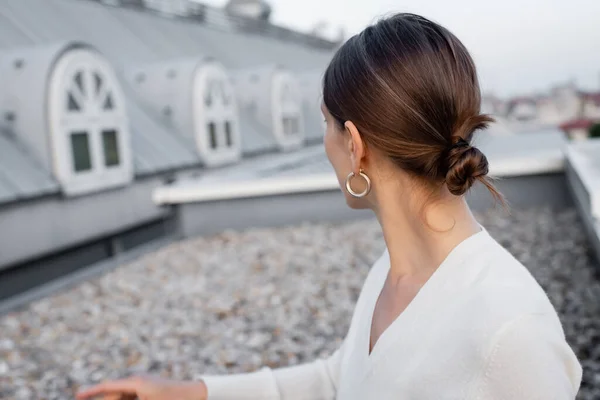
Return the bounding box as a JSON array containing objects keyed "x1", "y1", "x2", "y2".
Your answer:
[
  {"x1": 476, "y1": 236, "x2": 551, "y2": 306},
  {"x1": 443, "y1": 233, "x2": 563, "y2": 336},
  {"x1": 466, "y1": 254, "x2": 564, "y2": 338}
]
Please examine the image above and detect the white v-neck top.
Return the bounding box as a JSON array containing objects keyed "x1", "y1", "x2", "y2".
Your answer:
[{"x1": 202, "y1": 229, "x2": 582, "y2": 399}]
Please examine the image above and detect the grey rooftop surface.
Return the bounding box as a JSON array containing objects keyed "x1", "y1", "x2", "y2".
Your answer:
[
  {"x1": 0, "y1": 0, "x2": 333, "y2": 203},
  {"x1": 0, "y1": 0, "x2": 332, "y2": 70},
  {"x1": 153, "y1": 128, "x2": 568, "y2": 205},
  {"x1": 0, "y1": 207, "x2": 598, "y2": 399},
  {"x1": 475, "y1": 126, "x2": 567, "y2": 175},
  {"x1": 0, "y1": 130, "x2": 59, "y2": 203},
  {"x1": 124, "y1": 87, "x2": 202, "y2": 176}
]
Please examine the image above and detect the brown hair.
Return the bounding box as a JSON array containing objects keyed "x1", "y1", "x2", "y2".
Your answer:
[{"x1": 323, "y1": 13, "x2": 502, "y2": 200}]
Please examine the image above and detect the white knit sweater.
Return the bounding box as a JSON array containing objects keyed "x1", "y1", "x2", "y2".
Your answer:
[{"x1": 202, "y1": 229, "x2": 582, "y2": 399}]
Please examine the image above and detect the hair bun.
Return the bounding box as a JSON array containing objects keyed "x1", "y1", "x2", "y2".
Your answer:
[{"x1": 445, "y1": 136, "x2": 489, "y2": 196}]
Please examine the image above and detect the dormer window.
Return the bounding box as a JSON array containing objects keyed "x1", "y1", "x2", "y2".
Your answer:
[
  {"x1": 48, "y1": 47, "x2": 133, "y2": 196},
  {"x1": 225, "y1": 121, "x2": 233, "y2": 146},
  {"x1": 193, "y1": 62, "x2": 241, "y2": 166},
  {"x1": 208, "y1": 121, "x2": 218, "y2": 149},
  {"x1": 102, "y1": 129, "x2": 120, "y2": 166},
  {"x1": 70, "y1": 131, "x2": 92, "y2": 172},
  {"x1": 271, "y1": 71, "x2": 304, "y2": 147},
  {"x1": 280, "y1": 83, "x2": 300, "y2": 135},
  {"x1": 64, "y1": 67, "x2": 124, "y2": 171},
  {"x1": 203, "y1": 78, "x2": 234, "y2": 151},
  {"x1": 230, "y1": 68, "x2": 305, "y2": 153},
  {"x1": 125, "y1": 59, "x2": 240, "y2": 168}
]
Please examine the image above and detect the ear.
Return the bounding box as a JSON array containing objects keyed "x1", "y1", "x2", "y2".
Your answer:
[{"x1": 344, "y1": 120, "x2": 366, "y2": 174}]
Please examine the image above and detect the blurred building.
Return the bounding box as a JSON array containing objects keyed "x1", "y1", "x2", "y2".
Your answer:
[
  {"x1": 0, "y1": 0, "x2": 599, "y2": 315},
  {"x1": 0, "y1": 0, "x2": 335, "y2": 301},
  {"x1": 483, "y1": 82, "x2": 600, "y2": 140},
  {"x1": 225, "y1": 0, "x2": 272, "y2": 20}
]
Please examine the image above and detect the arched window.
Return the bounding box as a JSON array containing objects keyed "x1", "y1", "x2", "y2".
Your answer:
[
  {"x1": 193, "y1": 63, "x2": 240, "y2": 165},
  {"x1": 48, "y1": 48, "x2": 132, "y2": 196},
  {"x1": 272, "y1": 71, "x2": 304, "y2": 148},
  {"x1": 280, "y1": 82, "x2": 300, "y2": 136}
]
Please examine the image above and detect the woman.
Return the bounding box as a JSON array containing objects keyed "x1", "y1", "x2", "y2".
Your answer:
[{"x1": 77, "y1": 13, "x2": 582, "y2": 400}]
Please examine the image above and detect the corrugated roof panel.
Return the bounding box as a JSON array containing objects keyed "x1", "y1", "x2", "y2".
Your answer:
[
  {"x1": 51, "y1": 0, "x2": 157, "y2": 64},
  {"x1": 0, "y1": 13, "x2": 36, "y2": 48},
  {"x1": 191, "y1": 27, "x2": 279, "y2": 68},
  {"x1": 1, "y1": 0, "x2": 333, "y2": 70},
  {"x1": 169, "y1": 143, "x2": 328, "y2": 185},
  {"x1": 239, "y1": 107, "x2": 277, "y2": 155},
  {"x1": 0, "y1": 132, "x2": 59, "y2": 203},
  {"x1": 0, "y1": 0, "x2": 332, "y2": 183},
  {"x1": 183, "y1": 23, "x2": 331, "y2": 70},
  {"x1": 104, "y1": 0, "x2": 333, "y2": 71},
  {"x1": 0, "y1": 175, "x2": 18, "y2": 204},
  {"x1": 108, "y1": 9, "x2": 201, "y2": 61},
  {"x1": 304, "y1": 106, "x2": 324, "y2": 143},
  {"x1": 125, "y1": 91, "x2": 201, "y2": 176},
  {"x1": 257, "y1": 146, "x2": 333, "y2": 178},
  {"x1": 1, "y1": 0, "x2": 73, "y2": 43}
]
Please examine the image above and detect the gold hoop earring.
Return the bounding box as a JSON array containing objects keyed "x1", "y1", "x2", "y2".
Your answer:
[{"x1": 345, "y1": 169, "x2": 371, "y2": 198}]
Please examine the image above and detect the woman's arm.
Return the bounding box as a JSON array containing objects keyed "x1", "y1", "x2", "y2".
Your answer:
[
  {"x1": 201, "y1": 340, "x2": 345, "y2": 400},
  {"x1": 469, "y1": 313, "x2": 582, "y2": 400},
  {"x1": 75, "y1": 343, "x2": 345, "y2": 400}
]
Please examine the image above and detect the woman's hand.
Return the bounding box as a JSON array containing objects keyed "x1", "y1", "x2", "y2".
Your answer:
[{"x1": 75, "y1": 375, "x2": 208, "y2": 400}]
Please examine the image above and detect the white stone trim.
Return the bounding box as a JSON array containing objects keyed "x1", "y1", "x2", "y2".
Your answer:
[
  {"x1": 152, "y1": 151, "x2": 566, "y2": 205},
  {"x1": 193, "y1": 62, "x2": 241, "y2": 167},
  {"x1": 48, "y1": 48, "x2": 133, "y2": 196},
  {"x1": 487, "y1": 152, "x2": 565, "y2": 177},
  {"x1": 566, "y1": 140, "x2": 600, "y2": 220},
  {"x1": 153, "y1": 173, "x2": 339, "y2": 204}
]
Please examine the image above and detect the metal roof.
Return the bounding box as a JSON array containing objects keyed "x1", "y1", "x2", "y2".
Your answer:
[
  {"x1": 476, "y1": 127, "x2": 566, "y2": 165},
  {"x1": 153, "y1": 130, "x2": 569, "y2": 205},
  {"x1": 238, "y1": 106, "x2": 278, "y2": 155},
  {"x1": 172, "y1": 143, "x2": 330, "y2": 185},
  {"x1": 0, "y1": 0, "x2": 331, "y2": 202},
  {"x1": 0, "y1": 0, "x2": 333, "y2": 70},
  {"x1": 0, "y1": 130, "x2": 59, "y2": 203},
  {"x1": 303, "y1": 105, "x2": 325, "y2": 143},
  {"x1": 189, "y1": 129, "x2": 567, "y2": 186},
  {"x1": 123, "y1": 87, "x2": 202, "y2": 175}
]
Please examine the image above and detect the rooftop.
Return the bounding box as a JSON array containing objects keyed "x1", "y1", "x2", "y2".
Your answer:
[
  {"x1": 153, "y1": 129, "x2": 567, "y2": 204},
  {"x1": 0, "y1": 1, "x2": 599, "y2": 398},
  {"x1": 0, "y1": 0, "x2": 333, "y2": 205},
  {"x1": 1, "y1": 207, "x2": 599, "y2": 400}
]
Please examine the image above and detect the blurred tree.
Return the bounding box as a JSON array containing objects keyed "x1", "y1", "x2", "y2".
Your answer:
[{"x1": 590, "y1": 123, "x2": 600, "y2": 138}]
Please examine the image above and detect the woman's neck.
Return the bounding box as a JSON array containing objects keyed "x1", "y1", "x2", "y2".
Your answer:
[{"x1": 373, "y1": 191, "x2": 481, "y2": 285}]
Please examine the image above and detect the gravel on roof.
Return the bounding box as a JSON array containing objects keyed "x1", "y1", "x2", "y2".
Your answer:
[{"x1": 0, "y1": 207, "x2": 599, "y2": 400}]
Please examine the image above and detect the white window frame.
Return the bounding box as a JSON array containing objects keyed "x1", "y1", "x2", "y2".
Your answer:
[
  {"x1": 272, "y1": 71, "x2": 304, "y2": 150},
  {"x1": 48, "y1": 48, "x2": 132, "y2": 196},
  {"x1": 193, "y1": 62, "x2": 241, "y2": 166}
]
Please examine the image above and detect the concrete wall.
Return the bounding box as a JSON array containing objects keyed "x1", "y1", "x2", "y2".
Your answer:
[
  {"x1": 0, "y1": 170, "x2": 577, "y2": 309},
  {"x1": 179, "y1": 172, "x2": 572, "y2": 238},
  {"x1": 178, "y1": 189, "x2": 372, "y2": 238},
  {"x1": 565, "y1": 160, "x2": 600, "y2": 264},
  {"x1": 0, "y1": 169, "x2": 573, "y2": 276},
  {"x1": 0, "y1": 176, "x2": 170, "y2": 270},
  {"x1": 468, "y1": 172, "x2": 573, "y2": 211}
]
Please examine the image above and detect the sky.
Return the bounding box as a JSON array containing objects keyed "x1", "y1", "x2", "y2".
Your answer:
[{"x1": 199, "y1": 0, "x2": 600, "y2": 98}]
